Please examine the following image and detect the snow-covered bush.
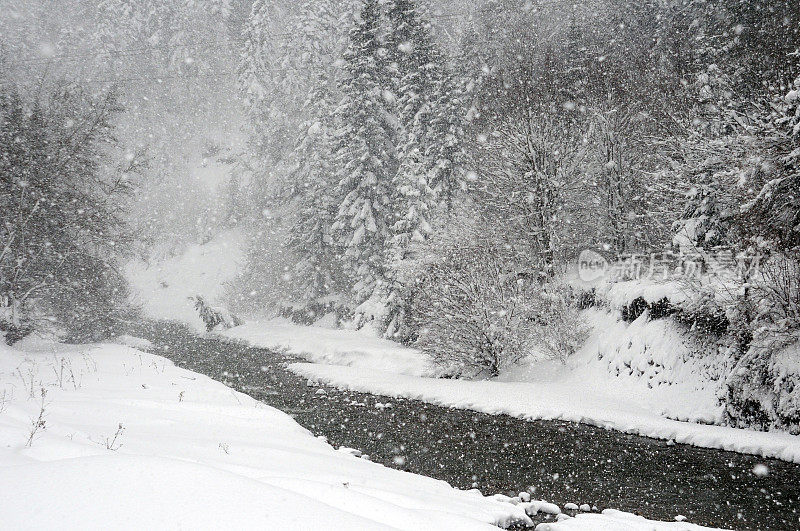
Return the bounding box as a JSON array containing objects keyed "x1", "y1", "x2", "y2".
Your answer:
[
  {"x1": 407, "y1": 242, "x2": 537, "y2": 378},
  {"x1": 621, "y1": 297, "x2": 650, "y2": 323},
  {"x1": 403, "y1": 208, "x2": 586, "y2": 376},
  {"x1": 410, "y1": 256, "x2": 586, "y2": 376},
  {"x1": 0, "y1": 306, "x2": 32, "y2": 345},
  {"x1": 751, "y1": 253, "x2": 800, "y2": 332},
  {"x1": 527, "y1": 285, "x2": 589, "y2": 364},
  {"x1": 576, "y1": 288, "x2": 598, "y2": 310},
  {"x1": 54, "y1": 257, "x2": 138, "y2": 343},
  {"x1": 674, "y1": 290, "x2": 731, "y2": 337},
  {"x1": 723, "y1": 252, "x2": 800, "y2": 432}
]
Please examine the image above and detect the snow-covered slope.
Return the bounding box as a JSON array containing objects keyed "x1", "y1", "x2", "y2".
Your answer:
[
  {"x1": 0, "y1": 338, "x2": 533, "y2": 530},
  {"x1": 125, "y1": 229, "x2": 245, "y2": 330},
  {"x1": 558, "y1": 309, "x2": 729, "y2": 425}
]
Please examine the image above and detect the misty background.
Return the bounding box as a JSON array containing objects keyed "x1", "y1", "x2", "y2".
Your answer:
[{"x1": 0, "y1": 0, "x2": 468, "y2": 254}]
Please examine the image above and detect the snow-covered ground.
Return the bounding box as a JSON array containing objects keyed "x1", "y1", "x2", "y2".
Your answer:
[
  {"x1": 224, "y1": 313, "x2": 800, "y2": 464},
  {"x1": 225, "y1": 317, "x2": 429, "y2": 375},
  {"x1": 125, "y1": 229, "x2": 245, "y2": 331},
  {"x1": 0, "y1": 336, "x2": 718, "y2": 530},
  {"x1": 0, "y1": 337, "x2": 528, "y2": 529},
  {"x1": 536, "y1": 510, "x2": 715, "y2": 531}
]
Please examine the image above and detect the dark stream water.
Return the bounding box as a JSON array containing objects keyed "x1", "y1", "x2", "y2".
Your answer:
[{"x1": 130, "y1": 321, "x2": 800, "y2": 530}]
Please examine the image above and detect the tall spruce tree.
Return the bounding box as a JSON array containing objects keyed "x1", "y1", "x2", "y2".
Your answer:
[
  {"x1": 386, "y1": 0, "x2": 439, "y2": 251},
  {"x1": 331, "y1": 0, "x2": 399, "y2": 326},
  {"x1": 426, "y1": 66, "x2": 466, "y2": 204},
  {"x1": 284, "y1": 80, "x2": 341, "y2": 319},
  {"x1": 382, "y1": 0, "x2": 464, "y2": 337},
  {"x1": 238, "y1": 0, "x2": 302, "y2": 197},
  {"x1": 281, "y1": 0, "x2": 352, "y2": 319},
  {"x1": 234, "y1": 0, "x2": 357, "y2": 319}
]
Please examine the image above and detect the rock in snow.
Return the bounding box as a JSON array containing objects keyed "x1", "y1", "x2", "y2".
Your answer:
[
  {"x1": 337, "y1": 446, "x2": 363, "y2": 458},
  {"x1": 522, "y1": 500, "x2": 562, "y2": 516}
]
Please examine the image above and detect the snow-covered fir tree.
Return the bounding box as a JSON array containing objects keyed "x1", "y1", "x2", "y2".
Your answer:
[
  {"x1": 422, "y1": 66, "x2": 466, "y2": 207},
  {"x1": 378, "y1": 0, "x2": 465, "y2": 337},
  {"x1": 238, "y1": 0, "x2": 354, "y2": 210},
  {"x1": 382, "y1": 0, "x2": 440, "y2": 337},
  {"x1": 281, "y1": 1, "x2": 352, "y2": 320},
  {"x1": 238, "y1": 0, "x2": 303, "y2": 198},
  {"x1": 290, "y1": 1, "x2": 345, "y2": 306},
  {"x1": 386, "y1": 0, "x2": 440, "y2": 251},
  {"x1": 234, "y1": 0, "x2": 358, "y2": 318},
  {"x1": 284, "y1": 101, "x2": 342, "y2": 320},
  {"x1": 330, "y1": 0, "x2": 399, "y2": 327},
  {"x1": 386, "y1": 0, "x2": 466, "y2": 235}
]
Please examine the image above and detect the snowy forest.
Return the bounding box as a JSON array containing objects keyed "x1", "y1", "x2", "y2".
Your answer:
[{"x1": 1, "y1": 1, "x2": 800, "y2": 529}]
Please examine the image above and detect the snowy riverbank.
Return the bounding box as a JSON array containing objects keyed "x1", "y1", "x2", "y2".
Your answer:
[
  {"x1": 224, "y1": 316, "x2": 800, "y2": 465},
  {"x1": 0, "y1": 337, "x2": 527, "y2": 529},
  {"x1": 224, "y1": 317, "x2": 430, "y2": 375},
  {"x1": 0, "y1": 334, "x2": 725, "y2": 530}
]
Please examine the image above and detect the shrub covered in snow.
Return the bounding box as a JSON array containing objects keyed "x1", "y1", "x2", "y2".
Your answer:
[
  {"x1": 750, "y1": 253, "x2": 800, "y2": 333},
  {"x1": 724, "y1": 253, "x2": 800, "y2": 432},
  {"x1": 404, "y1": 229, "x2": 586, "y2": 377},
  {"x1": 527, "y1": 285, "x2": 589, "y2": 364},
  {"x1": 621, "y1": 297, "x2": 650, "y2": 323},
  {"x1": 278, "y1": 299, "x2": 350, "y2": 327},
  {"x1": 55, "y1": 257, "x2": 138, "y2": 343},
  {"x1": 407, "y1": 242, "x2": 535, "y2": 378},
  {"x1": 673, "y1": 290, "x2": 731, "y2": 337}
]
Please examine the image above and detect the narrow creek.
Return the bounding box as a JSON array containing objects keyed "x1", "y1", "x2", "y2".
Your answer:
[{"x1": 131, "y1": 321, "x2": 800, "y2": 530}]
